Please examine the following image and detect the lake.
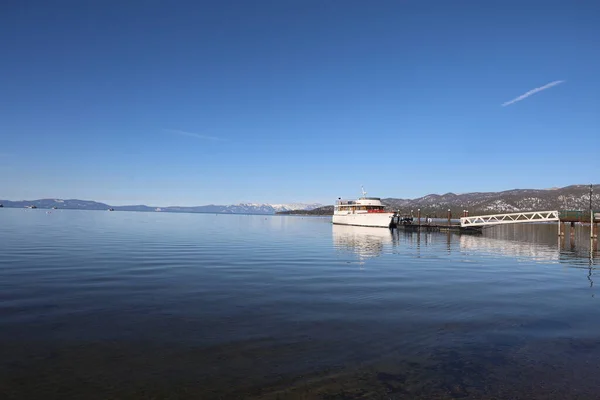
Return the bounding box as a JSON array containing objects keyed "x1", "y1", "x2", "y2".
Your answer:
[{"x1": 1, "y1": 208, "x2": 599, "y2": 399}]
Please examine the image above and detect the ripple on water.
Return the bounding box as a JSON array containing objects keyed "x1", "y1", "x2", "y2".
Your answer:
[{"x1": 1, "y1": 210, "x2": 600, "y2": 398}]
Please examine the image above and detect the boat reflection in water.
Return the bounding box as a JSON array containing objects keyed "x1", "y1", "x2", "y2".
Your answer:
[{"x1": 332, "y1": 224, "x2": 393, "y2": 261}]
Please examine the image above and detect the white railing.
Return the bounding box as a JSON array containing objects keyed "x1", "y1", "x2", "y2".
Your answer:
[{"x1": 460, "y1": 210, "x2": 559, "y2": 227}]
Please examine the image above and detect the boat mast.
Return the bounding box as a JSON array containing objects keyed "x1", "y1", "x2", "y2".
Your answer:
[{"x1": 361, "y1": 186, "x2": 367, "y2": 198}]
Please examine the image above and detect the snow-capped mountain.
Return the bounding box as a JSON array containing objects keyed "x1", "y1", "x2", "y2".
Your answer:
[
  {"x1": 238, "y1": 203, "x2": 323, "y2": 212},
  {"x1": 164, "y1": 203, "x2": 323, "y2": 214}
]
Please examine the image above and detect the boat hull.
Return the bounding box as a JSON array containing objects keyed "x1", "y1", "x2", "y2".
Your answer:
[{"x1": 332, "y1": 212, "x2": 394, "y2": 228}]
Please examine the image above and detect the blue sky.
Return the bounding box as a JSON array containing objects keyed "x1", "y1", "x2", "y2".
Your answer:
[{"x1": 1, "y1": 0, "x2": 598, "y2": 206}]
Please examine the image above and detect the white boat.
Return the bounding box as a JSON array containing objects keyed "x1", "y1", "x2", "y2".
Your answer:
[{"x1": 332, "y1": 188, "x2": 395, "y2": 228}]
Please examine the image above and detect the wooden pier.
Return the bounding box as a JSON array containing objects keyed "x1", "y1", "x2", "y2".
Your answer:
[
  {"x1": 391, "y1": 208, "x2": 599, "y2": 238},
  {"x1": 393, "y1": 222, "x2": 482, "y2": 234},
  {"x1": 391, "y1": 211, "x2": 482, "y2": 234},
  {"x1": 557, "y1": 211, "x2": 599, "y2": 239}
]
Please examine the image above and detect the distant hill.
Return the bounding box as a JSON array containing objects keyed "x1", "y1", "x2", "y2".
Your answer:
[
  {"x1": 277, "y1": 185, "x2": 599, "y2": 216},
  {"x1": 0, "y1": 199, "x2": 111, "y2": 210},
  {"x1": 0, "y1": 199, "x2": 322, "y2": 215},
  {"x1": 383, "y1": 184, "x2": 599, "y2": 216},
  {"x1": 277, "y1": 205, "x2": 334, "y2": 215}
]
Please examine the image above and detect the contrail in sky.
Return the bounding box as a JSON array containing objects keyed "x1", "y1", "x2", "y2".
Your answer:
[
  {"x1": 501, "y1": 80, "x2": 565, "y2": 107},
  {"x1": 164, "y1": 129, "x2": 224, "y2": 141}
]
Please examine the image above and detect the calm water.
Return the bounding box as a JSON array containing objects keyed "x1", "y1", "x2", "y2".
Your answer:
[{"x1": 1, "y1": 209, "x2": 599, "y2": 399}]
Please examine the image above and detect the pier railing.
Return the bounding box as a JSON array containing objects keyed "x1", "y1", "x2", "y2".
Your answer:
[{"x1": 460, "y1": 211, "x2": 560, "y2": 227}]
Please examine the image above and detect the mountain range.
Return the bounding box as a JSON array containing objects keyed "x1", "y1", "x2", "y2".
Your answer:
[
  {"x1": 278, "y1": 184, "x2": 599, "y2": 216},
  {"x1": 0, "y1": 199, "x2": 322, "y2": 215},
  {"x1": 1, "y1": 185, "x2": 598, "y2": 216}
]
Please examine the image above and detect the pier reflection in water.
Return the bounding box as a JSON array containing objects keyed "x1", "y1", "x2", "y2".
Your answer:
[
  {"x1": 344, "y1": 223, "x2": 596, "y2": 260},
  {"x1": 482, "y1": 223, "x2": 598, "y2": 265},
  {"x1": 334, "y1": 222, "x2": 599, "y2": 287}
]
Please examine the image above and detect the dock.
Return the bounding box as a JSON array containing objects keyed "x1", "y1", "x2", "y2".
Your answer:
[
  {"x1": 390, "y1": 214, "x2": 482, "y2": 234},
  {"x1": 392, "y1": 208, "x2": 600, "y2": 237}
]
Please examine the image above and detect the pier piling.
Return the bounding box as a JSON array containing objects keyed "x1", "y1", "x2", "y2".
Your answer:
[
  {"x1": 558, "y1": 221, "x2": 565, "y2": 237},
  {"x1": 590, "y1": 184, "x2": 595, "y2": 239}
]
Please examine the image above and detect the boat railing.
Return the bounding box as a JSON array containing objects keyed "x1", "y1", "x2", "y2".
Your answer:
[{"x1": 336, "y1": 200, "x2": 357, "y2": 205}]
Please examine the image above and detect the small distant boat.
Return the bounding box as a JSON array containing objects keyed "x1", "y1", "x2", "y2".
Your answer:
[
  {"x1": 108, "y1": 208, "x2": 115, "y2": 211},
  {"x1": 25, "y1": 205, "x2": 37, "y2": 209},
  {"x1": 0, "y1": 203, "x2": 3, "y2": 208},
  {"x1": 52, "y1": 206, "x2": 58, "y2": 209}
]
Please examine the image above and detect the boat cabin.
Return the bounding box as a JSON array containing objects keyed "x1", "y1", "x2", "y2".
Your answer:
[{"x1": 334, "y1": 197, "x2": 387, "y2": 214}]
